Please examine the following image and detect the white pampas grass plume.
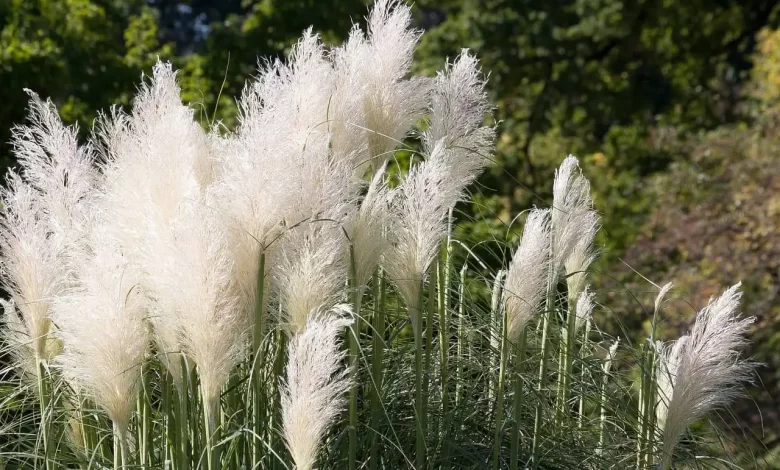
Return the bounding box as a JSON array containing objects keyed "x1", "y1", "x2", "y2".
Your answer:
[
  {"x1": 331, "y1": 0, "x2": 429, "y2": 172},
  {"x1": 0, "y1": 94, "x2": 95, "y2": 372},
  {"x1": 655, "y1": 336, "x2": 686, "y2": 436},
  {"x1": 11, "y1": 91, "x2": 96, "y2": 243},
  {"x1": 53, "y1": 227, "x2": 148, "y2": 435},
  {"x1": 425, "y1": 51, "x2": 495, "y2": 187},
  {"x1": 276, "y1": 229, "x2": 348, "y2": 333},
  {"x1": 218, "y1": 30, "x2": 354, "y2": 325},
  {"x1": 281, "y1": 307, "x2": 352, "y2": 470},
  {"x1": 574, "y1": 286, "x2": 595, "y2": 333},
  {"x1": 0, "y1": 176, "x2": 61, "y2": 364},
  {"x1": 426, "y1": 51, "x2": 489, "y2": 146},
  {"x1": 157, "y1": 201, "x2": 245, "y2": 420},
  {"x1": 551, "y1": 156, "x2": 599, "y2": 280},
  {"x1": 605, "y1": 338, "x2": 620, "y2": 371},
  {"x1": 97, "y1": 61, "x2": 213, "y2": 387},
  {"x1": 97, "y1": 61, "x2": 210, "y2": 249},
  {"x1": 383, "y1": 147, "x2": 465, "y2": 330},
  {"x1": 564, "y1": 233, "x2": 598, "y2": 303},
  {"x1": 0, "y1": 298, "x2": 62, "y2": 380},
  {"x1": 503, "y1": 209, "x2": 551, "y2": 341},
  {"x1": 654, "y1": 282, "x2": 674, "y2": 315},
  {"x1": 655, "y1": 283, "x2": 755, "y2": 469},
  {"x1": 346, "y1": 165, "x2": 393, "y2": 294}
]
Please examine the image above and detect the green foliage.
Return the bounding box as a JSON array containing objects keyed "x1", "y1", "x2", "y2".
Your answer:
[{"x1": 413, "y1": 0, "x2": 778, "y2": 253}]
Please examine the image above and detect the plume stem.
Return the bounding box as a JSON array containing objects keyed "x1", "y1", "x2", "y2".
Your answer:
[
  {"x1": 35, "y1": 354, "x2": 52, "y2": 470},
  {"x1": 252, "y1": 251, "x2": 267, "y2": 469},
  {"x1": 509, "y1": 328, "x2": 528, "y2": 470},
  {"x1": 413, "y1": 278, "x2": 425, "y2": 470},
  {"x1": 177, "y1": 356, "x2": 190, "y2": 470},
  {"x1": 437, "y1": 239, "x2": 451, "y2": 467},
  {"x1": 455, "y1": 266, "x2": 467, "y2": 410},
  {"x1": 369, "y1": 269, "x2": 385, "y2": 470},
  {"x1": 138, "y1": 367, "x2": 151, "y2": 468},
  {"x1": 492, "y1": 306, "x2": 510, "y2": 470},
  {"x1": 112, "y1": 422, "x2": 129, "y2": 469},
  {"x1": 558, "y1": 295, "x2": 579, "y2": 427},
  {"x1": 201, "y1": 389, "x2": 219, "y2": 470},
  {"x1": 577, "y1": 320, "x2": 592, "y2": 428},
  {"x1": 348, "y1": 245, "x2": 361, "y2": 470},
  {"x1": 422, "y1": 266, "x2": 436, "y2": 462},
  {"x1": 531, "y1": 254, "x2": 557, "y2": 466}
]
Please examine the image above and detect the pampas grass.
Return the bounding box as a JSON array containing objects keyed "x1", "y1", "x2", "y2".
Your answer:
[
  {"x1": 504, "y1": 209, "x2": 551, "y2": 343},
  {"x1": 53, "y1": 228, "x2": 148, "y2": 465},
  {"x1": 0, "y1": 1, "x2": 759, "y2": 469},
  {"x1": 656, "y1": 284, "x2": 755, "y2": 469},
  {"x1": 281, "y1": 307, "x2": 352, "y2": 470}
]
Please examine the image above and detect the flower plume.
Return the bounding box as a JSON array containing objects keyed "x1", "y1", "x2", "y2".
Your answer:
[
  {"x1": 0, "y1": 93, "x2": 96, "y2": 373},
  {"x1": 281, "y1": 307, "x2": 352, "y2": 470},
  {"x1": 503, "y1": 209, "x2": 551, "y2": 341},
  {"x1": 551, "y1": 156, "x2": 599, "y2": 280},
  {"x1": 53, "y1": 228, "x2": 148, "y2": 433},
  {"x1": 655, "y1": 283, "x2": 755, "y2": 468}
]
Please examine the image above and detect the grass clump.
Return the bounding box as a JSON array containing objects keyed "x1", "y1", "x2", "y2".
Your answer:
[{"x1": 0, "y1": 1, "x2": 757, "y2": 469}]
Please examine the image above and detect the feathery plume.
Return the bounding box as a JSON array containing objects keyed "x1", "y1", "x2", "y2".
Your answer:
[
  {"x1": 97, "y1": 61, "x2": 213, "y2": 387},
  {"x1": 330, "y1": 0, "x2": 429, "y2": 173},
  {"x1": 53, "y1": 226, "x2": 148, "y2": 436},
  {"x1": 217, "y1": 30, "x2": 355, "y2": 327},
  {"x1": 0, "y1": 93, "x2": 96, "y2": 372},
  {"x1": 0, "y1": 176, "x2": 61, "y2": 365},
  {"x1": 276, "y1": 228, "x2": 348, "y2": 334},
  {"x1": 158, "y1": 200, "x2": 244, "y2": 422},
  {"x1": 425, "y1": 50, "x2": 494, "y2": 186},
  {"x1": 605, "y1": 338, "x2": 620, "y2": 371},
  {"x1": 281, "y1": 307, "x2": 352, "y2": 470},
  {"x1": 655, "y1": 283, "x2": 755, "y2": 468},
  {"x1": 551, "y1": 156, "x2": 599, "y2": 279},
  {"x1": 574, "y1": 286, "x2": 595, "y2": 333},
  {"x1": 654, "y1": 282, "x2": 674, "y2": 315},
  {"x1": 12, "y1": 91, "x2": 96, "y2": 244},
  {"x1": 346, "y1": 166, "x2": 393, "y2": 294},
  {"x1": 503, "y1": 209, "x2": 551, "y2": 341},
  {"x1": 564, "y1": 233, "x2": 599, "y2": 303},
  {"x1": 383, "y1": 147, "x2": 464, "y2": 328},
  {"x1": 382, "y1": 49, "x2": 496, "y2": 326}
]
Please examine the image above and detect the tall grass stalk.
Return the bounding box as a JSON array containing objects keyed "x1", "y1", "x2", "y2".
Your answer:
[
  {"x1": 422, "y1": 268, "x2": 437, "y2": 466},
  {"x1": 577, "y1": 319, "x2": 592, "y2": 429},
  {"x1": 35, "y1": 355, "x2": 51, "y2": 470},
  {"x1": 558, "y1": 298, "x2": 577, "y2": 426},
  {"x1": 509, "y1": 328, "x2": 527, "y2": 470},
  {"x1": 531, "y1": 263, "x2": 556, "y2": 465},
  {"x1": 369, "y1": 269, "x2": 385, "y2": 470},
  {"x1": 413, "y1": 280, "x2": 425, "y2": 470},
  {"x1": 271, "y1": 326, "x2": 287, "y2": 470},
  {"x1": 455, "y1": 265, "x2": 467, "y2": 411},
  {"x1": 437, "y1": 238, "x2": 451, "y2": 467},
  {"x1": 201, "y1": 384, "x2": 218, "y2": 470},
  {"x1": 137, "y1": 367, "x2": 151, "y2": 468},
  {"x1": 598, "y1": 339, "x2": 620, "y2": 456},
  {"x1": 177, "y1": 356, "x2": 190, "y2": 470},
  {"x1": 252, "y1": 251, "x2": 267, "y2": 470},
  {"x1": 492, "y1": 307, "x2": 508, "y2": 470},
  {"x1": 348, "y1": 245, "x2": 360, "y2": 470},
  {"x1": 489, "y1": 271, "x2": 506, "y2": 403}
]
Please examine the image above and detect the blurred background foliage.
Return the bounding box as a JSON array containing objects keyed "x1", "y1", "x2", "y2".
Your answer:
[{"x1": 1, "y1": 0, "x2": 778, "y2": 464}]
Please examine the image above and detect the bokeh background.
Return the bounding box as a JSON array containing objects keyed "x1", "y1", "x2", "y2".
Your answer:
[{"x1": 1, "y1": 0, "x2": 778, "y2": 465}]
